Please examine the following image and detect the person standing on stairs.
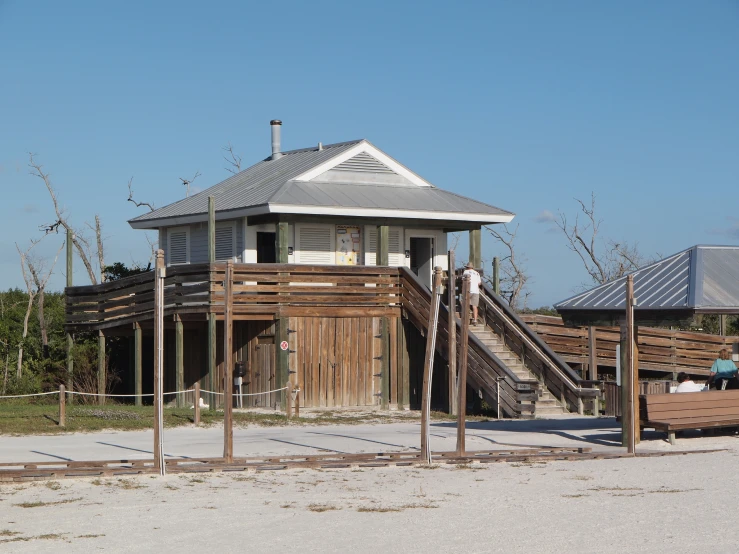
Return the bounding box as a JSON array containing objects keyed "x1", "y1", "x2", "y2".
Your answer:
[{"x1": 463, "y1": 262, "x2": 482, "y2": 325}]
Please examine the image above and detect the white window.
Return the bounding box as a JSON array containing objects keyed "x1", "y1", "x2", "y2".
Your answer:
[
  {"x1": 167, "y1": 226, "x2": 190, "y2": 265},
  {"x1": 296, "y1": 224, "x2": 334, "y2": 264},
  {"x1": 365, "y1": 227, "x2": 404, "y2": 266},
  {"x1": 215, "y1": 221, "x2": 237, "y2": 261}
]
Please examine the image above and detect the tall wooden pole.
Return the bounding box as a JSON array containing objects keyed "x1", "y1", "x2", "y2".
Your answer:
[
  {"x1": 469, "y1": 228, "x2": 481, "y2": 270},
  {"x1": 377, "y1": 225, "x2": 390, "y2": 408},
  {"x1": 134, "y1": 322, "x2": 142, "y2": 407},
  {"x1": 153, "y1": 249, "x2": 165, "y2": 475},
  {"x1": 97, "y1": 331, "x2": 105, "y2": 405},
  {"x1": 223, "y1": 260, "x2": 234, "y2": 462},
  {"x1": 65, "y1": 229, "x2": 74, "y2": 396},
  {"x1": 492, "y1": 256, "x2": 500, "y2": 294},
  {"x1": 447, "y1": 251, "x2": 457, "y2": 416},
  {"x1": 634, "y1": 326, "x2": 640, "y2": 445},
  {"x1": 625, "y1": 275, "x2": 635, "y2": 454},
  {"x1": 207, "y1": 196, "x2": 217, "y2": 410},
  {"x1": 456, "y1": 275, "x2": 471, "y2": 456},
  {"x1": 420, "y1": 267, "x2": 443, "y2": 463}
]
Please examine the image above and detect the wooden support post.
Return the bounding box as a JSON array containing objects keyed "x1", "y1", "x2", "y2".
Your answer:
[
  {"x1": 720, "y1": 314, "x2": 727, "y2": 336},
  {"x1": 619, "y1": 325, "x2": 628, "y2": 447},
  {"x1": 377, "y1": 225, "x2": 389, "y2": 266},
  {"x1": 625, "y1": 275, "x2": 636, "y2": 454},
  {"x1": 194, "y1": 381, "x2": 201, "y2": 425},
  {"x1": 420, "y1": 267, "x2": 443, "y2": 463},
  {"x1": 456, "y1": 275, "x2": 471, "y2": 456},
  {"x1": 295, "y1": 387, "x2": 300, "y2": 418},
  {"x1": 448, "y1": 250, "x2": 457, "y2": 416},
  {"x1": 400, "y1": 319, "x2": 410, "y2": 410},
  {"x1": 588, "y1": 325, "x2": 599, "y2": 416},
  {"x1": 207, "y1": 196, "x2": 217, "y2": 410},
  {"x1": 134, "y1": 323, "x2": 142, "y2": 407},
  {"x1": 65, "y1": 228, "x2": 74, "y2": 395},
  {"x1": 223, "y1": 260, "x2": 234, "y2": 463},
  {"x1": 634, "y1": 326, "x2": 640, "y2": 445},
  {"x1": 153, "y1": 249, "x2": 165, "y2": 474},
  {"x1": 97, "y1": 331, "x2": 105, "y2": 405},
  {"x1": 175, "y1": 315, "x2": 184, "y2": 408},
  {"x1": 276, "y1": 221, "x2": 289, "y2": 410},
  {"x1": 492, "y1": 256, "x2": 500, "y2": 295},
  {"x1": 469, "y1": 228, "x2": 481, "y2": 270},
  {"x1": 286, "y1": 380, "x2": 293, "y2": 419},
  {"x1": 58, "y1": 384, "x2": 66, "y2": 427}
]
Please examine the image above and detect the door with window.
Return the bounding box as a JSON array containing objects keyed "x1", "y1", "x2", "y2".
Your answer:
[{"x1": 409, "y1": 237, "x2": 434, "y2": 289}]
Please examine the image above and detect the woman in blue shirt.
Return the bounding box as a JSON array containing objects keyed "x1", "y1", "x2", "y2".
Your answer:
[{"x1": 708, "y1": 349, "x2": 738, "y2": 390}]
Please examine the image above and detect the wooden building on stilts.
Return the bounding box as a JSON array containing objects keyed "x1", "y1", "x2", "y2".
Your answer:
[{"x1": 66, "y1": 120, "x2": 598, "y2": 417}]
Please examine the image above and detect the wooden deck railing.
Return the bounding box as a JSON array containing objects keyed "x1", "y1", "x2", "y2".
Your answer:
[
  {"x1": 521, "y1": 315, "x2": 734, "y2": 376},
  {"x1": 602, "y1": 381, "x2": 676, "y2": 417},
  {"x1": 66, "y1": 263, "x2": 403, "y2": 331},
  {"x1": 399, "y1": 268, "x2": 540, "y2": 418},
  {"x1": 479, "y1": 285, "x2": 600, "y2": 414}
]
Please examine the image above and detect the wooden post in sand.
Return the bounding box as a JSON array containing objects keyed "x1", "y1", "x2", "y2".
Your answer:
[
  {"x1": 58, "y1": 384, "x2": 66, "y2": 427},
  {"x1": 420, "y1": 267, "x2": 443, "y2": 464},
  {"x1": 448, "y1": 250, "x2": 457, "y2": 416},
  {"x1": 223, "y1": 260, "x2": 234, "y2": 463},
  {"x1": 456, "y1": 275, "x2": 471, "y2": 456}
]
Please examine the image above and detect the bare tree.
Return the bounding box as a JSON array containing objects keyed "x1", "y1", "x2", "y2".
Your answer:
[
  {"x1": 180, "y1": 171, "x2": 201, "y2": 198},
  {"x1": 30, "y1": 153, "x2": 101, "y2": 285},
  {"x1": 485, "y1": 224, "x2": 530, "y2": 311},
  {"x1": 556, "y1": 193, "x2": 650, "y2": 287},
  {"x1": 15, "y1": 241, "x2": 63, "y2": 378},
  {"x1": 85, "y1": 215, "x2": 105, "y2": 282},
  {"x1": 223, "y1": 142, "x2": 242, "y2": 175}
]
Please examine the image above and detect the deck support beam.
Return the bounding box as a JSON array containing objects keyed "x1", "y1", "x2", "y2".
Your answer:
[
  {"x1": 276, "y1": 221, "x2": 289, "y2": 410},
  {"x1": 448, "y1": 250, "x2": 457, "y2": 415},
  {"x1": 66, "y1": 228, "x2": 74, "y2": 397},
  {"x1": 469, "y1": 227, "x2": 481, "y2": 270},
  {"x1": 134, "y1": 323, "x2": 142, "y2": 406},
  {"x1": 223, "y1": 261, "x2": 234, "y2": 462},
  {"x1": 377, "y1": 225, "x2": 390, "y2": 409},
  {"x1": 175, "y1": 315, "x2": 184, "y2": 408},
  {"x1": 97, "y1": 331, "x2": 105, "y2": 405}
]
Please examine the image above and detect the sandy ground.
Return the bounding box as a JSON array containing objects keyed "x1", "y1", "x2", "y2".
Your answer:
[{"x1": 2, "y1": 418, "x2": 739, "y2": 553}]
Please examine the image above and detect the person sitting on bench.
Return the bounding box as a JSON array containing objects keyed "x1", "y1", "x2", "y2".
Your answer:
[
  {"x1": 707, "y1": 348, "x2": 738, "y2": 390},
  {"x1": 675, "y1": 372, "x2": 704, "y2": 393}
]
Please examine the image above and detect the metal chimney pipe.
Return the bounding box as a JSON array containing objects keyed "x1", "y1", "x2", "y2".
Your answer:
[{"x1": 270, "y1": 119, "x2": 282, "y2": 160}]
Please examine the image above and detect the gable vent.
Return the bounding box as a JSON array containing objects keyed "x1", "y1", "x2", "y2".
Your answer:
[
  {"x1": 366, "y1": 228, "x2": 403, "y2": 266},
  {"x1": 168, "y1": 229, "x2": 189, "y2": 265},
  {"x1": 297, "y1": 226, "x2": 333, "y2": 264},
  {"x1": 333, "y1": 152, "x2": 395, "y2": 174},
  {"x1": 215, "y1": 225, "x2": 235, "y2": 261}
]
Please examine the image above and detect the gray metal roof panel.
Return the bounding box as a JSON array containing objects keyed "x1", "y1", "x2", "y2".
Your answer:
[{"x1": 555, "y1": 245, "x2": 739, "y2": 313}]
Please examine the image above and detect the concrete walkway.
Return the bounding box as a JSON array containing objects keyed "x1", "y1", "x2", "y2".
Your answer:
[{"x1": 1, "y1": 415, "x2": 705, "y2": 464}]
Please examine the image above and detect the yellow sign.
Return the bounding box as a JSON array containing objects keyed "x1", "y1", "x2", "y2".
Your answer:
[{"x1": 336, "y1": 226, "x2": 360, "y2": 265}]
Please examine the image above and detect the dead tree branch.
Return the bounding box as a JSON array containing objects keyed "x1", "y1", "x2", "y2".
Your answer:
[
  {"x1": 485, "y1": 223, "x2": 530, "y2": 311},
  {"x1": 223, "y1": 142, "x2": 242, "y2": 175},
  {"x1": 127, "y1": 177, "x2": 156, "y2": 212}
]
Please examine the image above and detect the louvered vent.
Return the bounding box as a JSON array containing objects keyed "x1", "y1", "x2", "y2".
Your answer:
[
  {"x1": 298, "y1": 226, "x2": 332, "y2": 264},
  {"x1": 215, "y1": 226, "x2": 234, "y2": 261},
  {"x1": 366, "y1": 229, "x2": 403, "y2": 266},
  {"x1": 333, "y1": 152, "x2": 395, "y2": 174},
  {"x1": 169, "y1": 230, "x2": 188, "y2": 265}
]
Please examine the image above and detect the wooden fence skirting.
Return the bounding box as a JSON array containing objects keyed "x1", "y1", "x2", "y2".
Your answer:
[{"x1": 521, "y1": 315, "x2": 735, "y2": 376}]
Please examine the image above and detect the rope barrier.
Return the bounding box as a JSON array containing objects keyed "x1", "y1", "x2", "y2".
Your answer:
[
  {"x1": 200, "y1": 386, "x2": 288, "y2": 397},
  {"x1": 0, "y1": 390, "x2": 60, "y2": 399}
]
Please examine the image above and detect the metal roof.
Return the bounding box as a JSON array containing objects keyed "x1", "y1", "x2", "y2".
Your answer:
[
  {"x1": 555, "y1": 245, "x2": 739, "y2": 320},
  {"x1": 129, "y1": 139, "x2": 514, "y2": 229}
]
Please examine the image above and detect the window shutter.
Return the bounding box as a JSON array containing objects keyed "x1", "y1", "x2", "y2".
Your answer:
[
  {"x1": 297, "y1": 226, "x2": 332, "y2": 264},
  {"x1": 215, "y1": 225, "x2": 235, "y2": 261},
  {"x1": 366, "y1": 228, "x2": 403, "y2": 266},
  {"x1": 168, "y1": 229, "x2": 189, "y2": 265}
]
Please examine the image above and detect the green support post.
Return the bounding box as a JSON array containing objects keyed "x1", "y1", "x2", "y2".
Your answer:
[
  {"x1": 134, "y1": 323, "x2": 142, "y2": 407},
  {"x1": 493, "y1": 256, "x2": 500, "y2": 295},
  {"x1": 97, "y1": 331, "x2": 105, "y2": 405},
  {"x1": 66, "y1": 228, "x2": 74, "y2": 397},
  {"x1": 175, "y1": 315, "x2": 184, "y2": 408},
  {"x1": 208, "y1": 196, "x2": 217, "y2": 410}
]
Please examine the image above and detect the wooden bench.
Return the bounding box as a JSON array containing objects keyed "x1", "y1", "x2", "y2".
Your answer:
[{"x1": 640, "y1": 389, "x2": 739, "y2": 445}]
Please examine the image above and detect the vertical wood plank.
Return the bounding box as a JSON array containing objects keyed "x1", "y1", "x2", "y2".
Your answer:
[
  {"x1": 175, "y1": 315, "x2": 184, "y2": 408},
  {"x1": 311, "y1": 317, "x2": 320, "y2": 408},
  {"x1": 401, "y1": 319, "x2": 410, "y2": 409},
  {"x1": 194, "y1": 382, "x2": 200, "y2": 425},
  {"x1": 223, "y1": 260, "x2": 234, "y2": 462},
  {"x1": 97, "y1": 331, "x2": 106, "y2": 405},
  {"x1": 334, "y1": 319, "x2": 343, "y2": 407},
  {"x1": 357, "y1": 318, "x2": 366, "y2": 406},
  {"x1": 342, "y1": 317, "x2": 351, "y2": 406},
  {"x1": 448, "y1": 250, "x2": 457, "y2": 415},
  {"x1": 153, "y1": 249, "x2": 164, "y2": 473},
  {"x1": 456, "y1": 275, "x2": 471, "y2": 456},
  {"x1": 134, "y1": 322, "x2": 142, "y2": 407},
  {"x1": 58, "y1": 384, "x2": 65, "y2": 427},
  {"x1": 390, "y1": 316, "x2": 398, "y2": 407}
]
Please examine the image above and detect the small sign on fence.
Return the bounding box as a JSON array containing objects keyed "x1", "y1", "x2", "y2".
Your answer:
[{"x1": 280, "y1": 341, "x2": 289, "y2": 351}]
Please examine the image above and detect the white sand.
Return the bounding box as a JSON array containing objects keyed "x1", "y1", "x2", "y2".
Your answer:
[{"x1": 2, "y1": 430, "x2": 739, "y2": 553}]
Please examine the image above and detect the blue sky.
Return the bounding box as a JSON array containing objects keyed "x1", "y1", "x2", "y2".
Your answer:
[{"x1": 1, "y1": 1, "x2": 737, "y2": 306}]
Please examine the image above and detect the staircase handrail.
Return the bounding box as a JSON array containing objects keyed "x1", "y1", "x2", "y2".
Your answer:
[{"x1": 481, "y1": 282, "x2": 600, "y2": 397}]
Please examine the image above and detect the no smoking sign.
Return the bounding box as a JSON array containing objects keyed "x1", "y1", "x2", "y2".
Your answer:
[{"x1": 280, "y1": 341, "x2": 289, "y2": 351}]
